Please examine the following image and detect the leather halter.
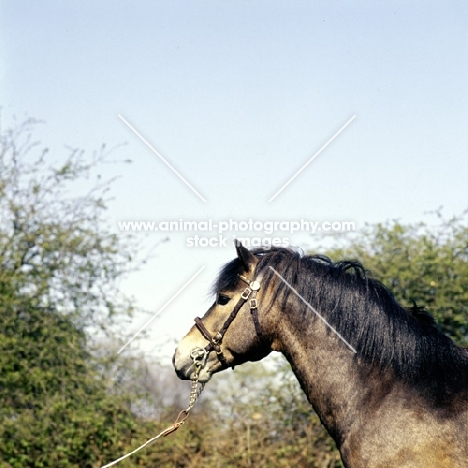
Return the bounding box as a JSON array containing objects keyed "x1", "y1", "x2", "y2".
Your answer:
[{"x1": 193, "y1": 274, "x2": 263, "y2": 367}]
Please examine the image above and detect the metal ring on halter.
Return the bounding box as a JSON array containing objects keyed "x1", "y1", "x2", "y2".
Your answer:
[{"x1": 190, "y1": 347, "x2": 208, "y2": 368}]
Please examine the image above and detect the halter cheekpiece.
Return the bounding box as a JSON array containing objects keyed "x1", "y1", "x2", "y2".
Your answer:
[{"x1": 193, "y1": 273, "x2": 263, "y2": 367}]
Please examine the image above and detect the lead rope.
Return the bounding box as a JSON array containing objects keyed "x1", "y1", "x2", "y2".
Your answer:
[{"x1": 101, "y1": 350, "x2": 206, "y2": 468}]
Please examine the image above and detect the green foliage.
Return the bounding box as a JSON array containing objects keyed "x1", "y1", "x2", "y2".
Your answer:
[{"x1": 0, "y1": 118, "x2": 147, "y2": 467}]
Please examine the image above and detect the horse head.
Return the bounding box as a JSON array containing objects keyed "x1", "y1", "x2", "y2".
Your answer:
[{"x1": 173, "y1": 242, "x2": 273, "y2": 382}]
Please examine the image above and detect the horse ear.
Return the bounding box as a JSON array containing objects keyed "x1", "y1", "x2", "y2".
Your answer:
[{"x1": 234, "y1": 240, "x2": 257, "y2": 273}]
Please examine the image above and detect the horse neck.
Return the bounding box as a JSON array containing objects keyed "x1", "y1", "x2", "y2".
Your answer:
[{"x1": 269, "y1": 302, "x2": 378, "y2": 446}]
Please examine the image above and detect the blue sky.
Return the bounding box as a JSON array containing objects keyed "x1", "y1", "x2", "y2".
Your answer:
[{"x1": 2, "y1": 1, "x2": 467, "y2": 360}]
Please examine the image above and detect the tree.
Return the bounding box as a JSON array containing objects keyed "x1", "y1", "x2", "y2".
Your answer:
[{"x1": 0, "y1": 117, "x2": 153, "y2": 467}]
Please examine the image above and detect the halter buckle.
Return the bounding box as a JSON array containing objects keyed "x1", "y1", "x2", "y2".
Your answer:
[
  {"x1": 241, "y1": 287, "x2": 252, "y2": 300},
  {"x1": 250, "y1": 298, "x2": 258, "y2": 309},
  {"x1": 212, "y1": 332, "x2": 222, "y2": 344}
]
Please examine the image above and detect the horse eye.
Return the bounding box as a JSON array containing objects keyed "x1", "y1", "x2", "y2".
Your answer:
[{"x1": 217, "y1": 294, "x2": 231, "y2": 306}]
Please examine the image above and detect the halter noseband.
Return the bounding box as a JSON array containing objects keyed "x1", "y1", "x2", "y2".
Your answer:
[{"x1": 193, "y1": 274, "x2": 263, "y2": 367}]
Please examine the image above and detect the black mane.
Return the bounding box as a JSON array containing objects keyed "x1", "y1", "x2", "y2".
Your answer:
[{"x1": 214, "y1": 247, "x2": 468, "y2": 399}]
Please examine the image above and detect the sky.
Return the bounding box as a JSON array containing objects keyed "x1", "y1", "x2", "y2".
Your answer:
[{"x1": 2, "y1": 1, "x2": 467, "y2": 363}]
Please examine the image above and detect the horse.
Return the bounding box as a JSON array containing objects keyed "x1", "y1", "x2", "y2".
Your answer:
[{"x1": 173, "y1": 243, "x2": 468, "y2": 467}]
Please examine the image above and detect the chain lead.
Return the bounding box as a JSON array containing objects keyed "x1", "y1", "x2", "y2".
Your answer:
[{"x1": 186, "y1": 348, "x2": 206, "y2": 411}]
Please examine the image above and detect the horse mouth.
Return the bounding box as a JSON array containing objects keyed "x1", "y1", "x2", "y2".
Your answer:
[
  {"x1": 174, "y1": 365, "x2": 190, "y2": 380},
  {"x1": 174, "y1": 364, "x2": 212, "y2": 383}
]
